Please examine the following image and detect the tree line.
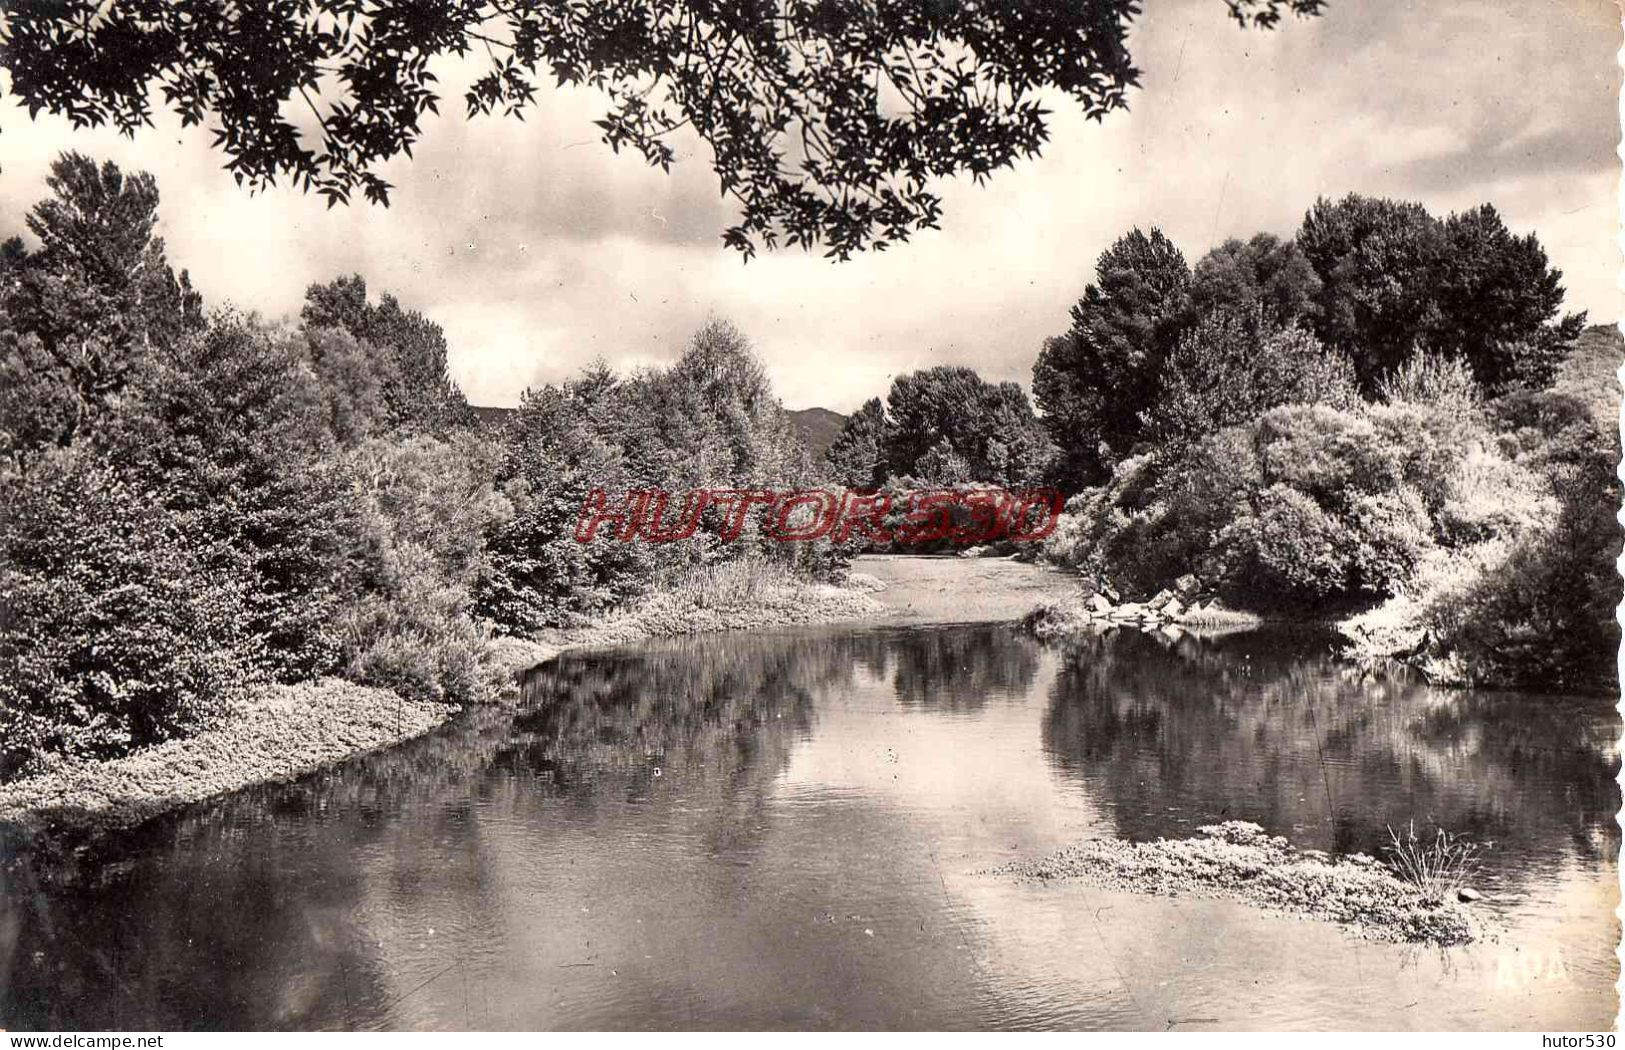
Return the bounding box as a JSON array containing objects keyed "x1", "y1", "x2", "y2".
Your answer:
[
  {"x1": 826, "y1": 195, "x2": 1616, "y2": 690},
  {"x1": 0, "y1": 154, "x2": 826, "y2": 780}
]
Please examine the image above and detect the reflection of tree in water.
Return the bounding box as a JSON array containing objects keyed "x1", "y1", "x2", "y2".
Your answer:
[
  {"x1": 881, "y1": 626, "x2": 1042, "y2": 712},
  {"x1": 518, "y1": 631, "x2": 870, "y2": 853},
  {"x1": 1042, "y1": 628, "x2": 1620, "y2": 872},
  {"x1": 3, "y1": 631, "x2": 883, "y2": 1030}
]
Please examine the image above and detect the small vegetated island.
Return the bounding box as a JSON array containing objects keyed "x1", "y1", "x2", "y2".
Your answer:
[{"x1": 993, "y1": 821, "x2": 1481, "y2": 947}]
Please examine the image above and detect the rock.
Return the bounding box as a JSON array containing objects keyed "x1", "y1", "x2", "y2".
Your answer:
[
  {"x1": 1087, "y1": 594, "x2": 1114, "y2": 615},
  {"x1": 1147, "y1": 589, "x2": 1174, "y2": 610},
  {"x1": 958, "y1": 546, "x2": 985, "y2": 558},
  {"x1": 1174, "y1": 574, "x2": 1200, "y2": 599},
  {"x1": 1457, "y1": 887, "x2": 1483, "y2": 903},
  {"x1": 1162, "y1": 598, "x2": 1185, "y2": 620},
  {"x1": 1110, "y1": 602, "x2": 1144, "y2": 620}
]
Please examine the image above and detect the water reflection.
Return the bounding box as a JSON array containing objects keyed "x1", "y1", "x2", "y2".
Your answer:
[
  {"x1": 1, "y1": 625, "x2": 1616, "y2": 1030},
  {"x1": 1040, "y1": 627, "x2": 1620, "y2": 875}
]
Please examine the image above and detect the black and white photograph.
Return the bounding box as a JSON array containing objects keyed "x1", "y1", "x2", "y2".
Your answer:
[{"x1": 0, "y1": 0, "x2": 1620, "y2": 1035}]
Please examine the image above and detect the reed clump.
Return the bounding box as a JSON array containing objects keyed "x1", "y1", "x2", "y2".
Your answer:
[{"x1": 1383, "y1": 820, "x2": 1480, "y2": 906}]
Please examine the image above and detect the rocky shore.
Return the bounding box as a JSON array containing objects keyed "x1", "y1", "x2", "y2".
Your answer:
[{"x1": 1023, "y1": 573, "x2": 1263, "y2": 637}]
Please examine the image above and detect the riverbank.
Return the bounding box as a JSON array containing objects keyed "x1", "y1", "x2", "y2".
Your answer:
[
  {"x1": 0, "y1": 571, "x2": 888, "y2": 837},
  {"x1": 486, "y1": 567, "x2": 891, "y2": 678},
  {"x1": 0, "y1": 680, "x2": 455, "y2": 835},
  {"x1": 991, "y1": 821, "x2": 1482, "y2": 947}
]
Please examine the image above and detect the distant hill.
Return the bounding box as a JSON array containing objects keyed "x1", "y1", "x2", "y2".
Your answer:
[
  {"x1": 786, "y1": 407, "x2": 847, "y2": 460},
  {"x1": 1553, "y1": 324, "x2": 1623, "y2": 431}
]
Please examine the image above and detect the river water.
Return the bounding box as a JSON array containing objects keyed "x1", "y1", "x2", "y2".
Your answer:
[{"x1": 2, "y1": 624, "x2": 1618, "y2": 1030}]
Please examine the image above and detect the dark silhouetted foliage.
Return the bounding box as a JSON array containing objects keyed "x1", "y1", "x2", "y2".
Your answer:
[{"x1": 2, "y1": 1, "x2": 1322, "y2": 257}]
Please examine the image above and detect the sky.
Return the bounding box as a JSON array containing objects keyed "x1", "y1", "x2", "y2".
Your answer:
[{"x1": 0, "y1": 0, "x2": 1618, "y2": 413}]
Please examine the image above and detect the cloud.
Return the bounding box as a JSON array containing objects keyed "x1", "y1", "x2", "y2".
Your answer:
[
  {"x1": 0, "y1": 0, "x2": 1616, "y2": 412},
  {"x1": 1396, "y1": 123, "x2": 1617, "y2": 192}
]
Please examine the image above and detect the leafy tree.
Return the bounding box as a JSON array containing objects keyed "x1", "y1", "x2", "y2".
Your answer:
[
  {"x1": 478, "y1": 378, "x2": 656, "y2": 632},
  {"x1": 826, "y1": 397, "x2": 888, "y2": 489},
  {"x1": 94, "y1": 312, "x2": 363, "y2": 680},
  {"x1": 602, "y1": 320, "x2": 812, "y2": 533},
  {"x1": 1032, "y1": 227, "x2": 1191, "y2": 486},
  {"x1": 0, "y1": 448, "x2": 258, "y2": 778},
  {"x1": 0, "y1": 153, "x2": 201, "y2": 451},
  {"x1": 981, "y1": 382, "x2": 1059, "y2": 486},
  {"x1": 883, "y1": 366, "x2": 990, "y2": 478},
  {"x1": 1296, "y1": 194, "x2": 1445, "y2": 389},
  {"x1": 304, "y1": 325, "x2": 392, "y2": 445},
  {"x1": 879, "y1": 365, "x2": 1051, "y2": 485},
  {"x1": 1430, "y1": 204, "x2": 1585, "y2": 391},
  {"x1": 1187, "y1": 233, "x2": 1320, "y2": 328},
  {"x1": 301, "y1": 274, "x2": 473, "y2": 435},
  {"x1": 1297, "y1": 195, "x2": 1583, "y2": 393},
  {"x1": 1, "y1": 1, "x2": 1324, "y2": 258}
]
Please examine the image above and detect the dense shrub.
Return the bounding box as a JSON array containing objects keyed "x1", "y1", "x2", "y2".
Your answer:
[
  {"x1": 478, "y1": 379, "x2": 657, "y2": 632},
  {"x1": 1045, "y1": 400, "x2": 1551, "y2": 609},
  {"x1": 0, "y1": 451, "x2": 258, "y2": 778},
  {"x1": 1393, "y1": 388, "x2": 1620, "y2": 690},
  {"x1": 337, "y1": 433, "x2": 513, "y2": 704},
  {"x1": 1144, "y1": 313, "x2": 1359, "y2": 450},
  {"x1": 1228, "y1": 483, "x2": 1355, "y2": 599},
  {"x1": 1347, "y1": 488, "x2": 1436, "y2": 595}
]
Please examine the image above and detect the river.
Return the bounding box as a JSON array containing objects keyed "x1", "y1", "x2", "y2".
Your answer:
[{"x1": 2, "y1": 622, "x2": 1617, "y2": 1029}]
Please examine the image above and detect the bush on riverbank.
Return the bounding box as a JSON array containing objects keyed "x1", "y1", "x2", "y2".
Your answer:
[
  {"x1": 0, "y1": 449, "x2": 259, "y2": 778},
  {"x1": 1341, "y1": 386, "x2": 1620, "y2": 691},
  {"x1": 1038, "y1": 336, "x2": 1620, "y2": 691},
  {"x1": 336, "y1": 433, "x2": 514, "y2": 705},
  {"x1": 993, "y1": 821, "x2": 1479, "y2": 946}
]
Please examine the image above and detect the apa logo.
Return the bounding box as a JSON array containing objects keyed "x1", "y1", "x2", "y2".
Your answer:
[{"x1": 1495, "y1": 947, "x2": 1571, "y2": 989}]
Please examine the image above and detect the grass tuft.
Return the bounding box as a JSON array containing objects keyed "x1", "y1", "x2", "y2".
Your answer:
[{"x1": 1384, "y1": 820, "x2": 1479, "y2": 905}]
